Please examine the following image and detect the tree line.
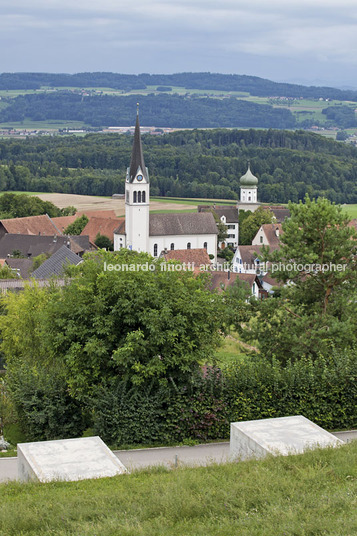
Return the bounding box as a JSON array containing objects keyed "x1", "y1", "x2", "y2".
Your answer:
[{"x1": 0, "y1": 128, "x2": 357, "y2": 203}]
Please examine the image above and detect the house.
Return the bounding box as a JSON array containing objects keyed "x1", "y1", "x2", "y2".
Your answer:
[
  {"x1": 252, "y1": 223, "x2": 283, "y2": 247},
  {"x1": 0, "y1": 234, "x2": 92, "y2": 259},
  {"x1": 32, "y1": 245, "x2": 83, "y2": 279},
  {"x1": 113, "y1": 112, "x2": 218, "y2": 259},
  {"x1": 0, "y1": 214, "x2": 61, "y2": 239},
  {"x1": 209, "y1": 271, "x2": 264, "y2": 299},
  {"x1": 198, "y1": 205, "x2": 239, "y2": 248},
  {"x1": 232, "y1": 245, "x2": 265, "y2": 274},
  {"x1": 5, "y1": 258, "x2": 33, "y2": 278}
]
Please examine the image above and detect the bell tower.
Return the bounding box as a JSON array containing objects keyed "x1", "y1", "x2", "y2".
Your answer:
[{"x1": 125, "y1": 106, "x2": 150, "y2": 253}]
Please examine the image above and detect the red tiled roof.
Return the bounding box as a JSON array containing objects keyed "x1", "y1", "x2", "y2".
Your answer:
[
  {"x1": 162, "y1": 248, "x2": 211, "y2": 267},
  {"x1": 209, "y1": 272, "x2": 258, "y2": 292},
  {"x1": 81, "y1": 217, "x2": 122, "y2": 243},
  {"x1": 0, "y1": 214, "x2": 61, "y2": 236}
]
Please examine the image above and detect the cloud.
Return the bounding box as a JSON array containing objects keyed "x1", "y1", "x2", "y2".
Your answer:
[{"x1": 1, "y1": 1, "x2": 357, "y2": 83}]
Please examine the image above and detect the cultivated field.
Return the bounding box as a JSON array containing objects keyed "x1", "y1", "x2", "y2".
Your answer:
[{"x1": 37, "y1": 193, "x2": 198, "y2": 215}]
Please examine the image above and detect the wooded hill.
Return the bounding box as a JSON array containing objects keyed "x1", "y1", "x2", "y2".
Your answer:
[
  {"x1": 1, "y1": 72, "x2": 357, "y2": 129},
  {"x1": 1, "y1": 129, "x2": 357, "y2": 203},
  {"x1": 1, "y1": 72, "x2": 357, "y2": 100}
]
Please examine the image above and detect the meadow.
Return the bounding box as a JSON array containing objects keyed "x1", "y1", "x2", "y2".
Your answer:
[{"x1": 0, "y1": 441, "x2": 355, "y2": 536}]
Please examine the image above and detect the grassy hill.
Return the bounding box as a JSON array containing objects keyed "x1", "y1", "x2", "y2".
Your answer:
[{"x1": 0, "y1": 441, "x2": 355, "y2": 535}]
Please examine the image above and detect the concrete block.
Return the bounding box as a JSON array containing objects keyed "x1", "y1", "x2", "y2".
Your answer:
[
  {"x1": 230, "y1": 415, "x2": 343, "y2": 461},
  {"x1": 17, "y1": 436, "x2": 127, "y2": 483}
]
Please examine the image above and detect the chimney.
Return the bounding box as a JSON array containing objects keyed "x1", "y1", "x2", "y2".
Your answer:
[
  {"x1": 275, "y1": 226, "x2": 280, "y2": 237},
  {"x1": 164, "y1": 247, "x2": 168, "y2": 254},
  {"x1": 227, "y1": 270, "x2": 230, "y2": 281}
]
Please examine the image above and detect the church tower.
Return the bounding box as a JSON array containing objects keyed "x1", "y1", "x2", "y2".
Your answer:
[
  {"x1": 125, "y1": 108, "x2": 150, "y2": 252},
  {"x1": 240, "y1": 162, "x2": 258, "y2": 203}
]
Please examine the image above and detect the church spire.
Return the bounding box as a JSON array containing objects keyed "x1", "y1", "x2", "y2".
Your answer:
[{"x1": 129, "y1": 106, "x2": 148, "y2": 182}]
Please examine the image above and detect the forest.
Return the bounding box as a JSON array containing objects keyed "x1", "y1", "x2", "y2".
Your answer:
[
  {"x1": 0, "y1": 93, "x2": 296, "y2": 129},
  {"x1": 1, "y1": 71, "x2": 357, "y2": 100},
  {"x1": 0, "y1": 128, "x2": 357, "y2": 203}
]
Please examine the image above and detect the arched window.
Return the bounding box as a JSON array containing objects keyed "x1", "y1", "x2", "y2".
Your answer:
[
  {"x1": 138, "y1": 191, "x2": 142, "y2": 203},
  {"x1": 133, "y1": 191, "x2": 137, "y2": 203},
  {"x1": 170, "y1": 243, "x2": 174, "y2": 250},
  {"x1": 126, "y1": 191, "x2": 129, "y2": 203},
  {"x1": 187, "y1": 242, "x2": 191, "y2": 250},
  {"x1": 154, "y1": 243, "x2": 158, "y2": 256},
  {"x1": 203, "y1": 242, "x2": 207, "y2": 250},
  {"x1": 142, "y1": 191, "x2": 146, "y2": 203}
]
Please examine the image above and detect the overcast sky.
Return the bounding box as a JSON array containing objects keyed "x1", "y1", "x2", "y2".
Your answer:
[{"x1": 2, "y1": 0, "x2": 357, "y2": 88}]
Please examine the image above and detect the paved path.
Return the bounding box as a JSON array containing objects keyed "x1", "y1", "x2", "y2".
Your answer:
[{"x1": 1, "y1": 431, "x2": 356, "y2": 483}]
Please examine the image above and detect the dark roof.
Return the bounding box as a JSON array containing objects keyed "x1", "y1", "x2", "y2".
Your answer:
[
  {"x1": 149, "y1": 212, "x2": 218, "y2": 236},
  {"x1": 0, "y1": 214, "x2": 61, "y2": 235},
  {"x1": 197, "y1": 205, "x2": 238, "y2": 223},
  {"x1": 5, "y1": 258, "x2": 33, "y2": 278},
  {"x1": 262, "y1": 206, "x2": 290, "y2": 223},
  {"x1": 128, "y1": 114, "x2": 148, "y2": 182},
  {"x1": 0, "y1": 234, "x2": 91, "y2": 258},
  {"x1": 32, "y1": 245, "x2": 82, "y2": 279}
]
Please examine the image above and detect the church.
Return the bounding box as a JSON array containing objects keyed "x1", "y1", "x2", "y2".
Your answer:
[{"x1": 113, "y1": 113, "x2": 218, "y2": 258}]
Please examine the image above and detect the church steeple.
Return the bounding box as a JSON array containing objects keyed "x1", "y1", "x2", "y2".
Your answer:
[{"x1": 128, "y1": 106, "x2": 148, "y2": 183}]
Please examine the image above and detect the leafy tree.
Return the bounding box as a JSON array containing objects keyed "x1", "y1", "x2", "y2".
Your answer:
[
  {"x1": 0, "y1": 193, "x2": 62, "y2": 218},
  {"x1": 242, "y1": 196, "x2": 357, "y2": 362},
  {"x1": 31, "y1": 253, "x2": 48, "y2": 272},
  {"x1": 0, "y1": 265, "x2": 18, "y2": 279},
  {"x1": 239, "y1": 206, "x2": 274, "y2": 245},
  {"x1": 64, "y1": 214, "x2": 89, "y2": 235},
  {"x1": 61, "y1": 206, "x2": 77, "y2": 216},
  {"x1": 94, "y1": 233, "x2": 114, "y2": 250},
  {"x1": 44, "y1": 250, "x2": 225, "y2": 399}
]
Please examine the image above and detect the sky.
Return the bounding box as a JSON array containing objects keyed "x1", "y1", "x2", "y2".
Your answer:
[{"x1": 2, "y1": 0, "x2": 357, "y2": 88}]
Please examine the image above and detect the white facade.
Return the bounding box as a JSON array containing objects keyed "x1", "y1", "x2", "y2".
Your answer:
[
  {"x1": 240, "y1": 187, "x2": 257, "y2": 203},
  {"x1": 220, "y1": 215, "x2": 239, "y2": 248},
  {"x1": 252, "y1": 226, "x2": 268, "y2": 246},
  {"x1": 148, "y1": 234, "x2": 217, "y2": 259}
]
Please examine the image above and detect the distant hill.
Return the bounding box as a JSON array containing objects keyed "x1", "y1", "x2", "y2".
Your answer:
[{"x1": 1, "y1": 72, "x2": 357, "y2": 101}]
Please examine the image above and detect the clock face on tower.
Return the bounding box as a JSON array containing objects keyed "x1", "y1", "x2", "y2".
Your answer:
[{"x1": 137, "y1": 174, "x2": 143, "y2": 182}]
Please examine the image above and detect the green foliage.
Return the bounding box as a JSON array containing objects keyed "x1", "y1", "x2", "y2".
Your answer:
[
  {"x1": 94, "y1": 233, "x2": 113, "y2": 250},
  {"x1": 64, "y1": 214, "x2": 88, "y2": 235},
  {"x1": 0, "y1": 265, "x2": 18, "y2": 280},
  {"x1": 1, "y1": 128, "x2": 357, "y2": 203},
  {"x1": 93, "y1": 349, "x2": 357, "y2": 446},
  {"x1": 239, "y1": 206, "x2": 274, "y2": 244},
  {"x1": 60, "y1": 205, "x2": 77, "y2": 216},
  {"x1": 0, "y1": 192, "x2": 62, "y2": 218},
  {"x1": 248, "y1": 196, "x2": 357, "y2": 361},
  {"x1": 31, "y1": 253, "x2": 48, "y2": 272}
]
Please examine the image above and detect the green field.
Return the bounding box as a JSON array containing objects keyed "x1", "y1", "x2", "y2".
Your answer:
[
  {"x1": 0, "y1": 441, "x2": 355, "y2": 536},
  {"x1": 342, "y1": 204, "x2": 357, "y2": 218}
]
